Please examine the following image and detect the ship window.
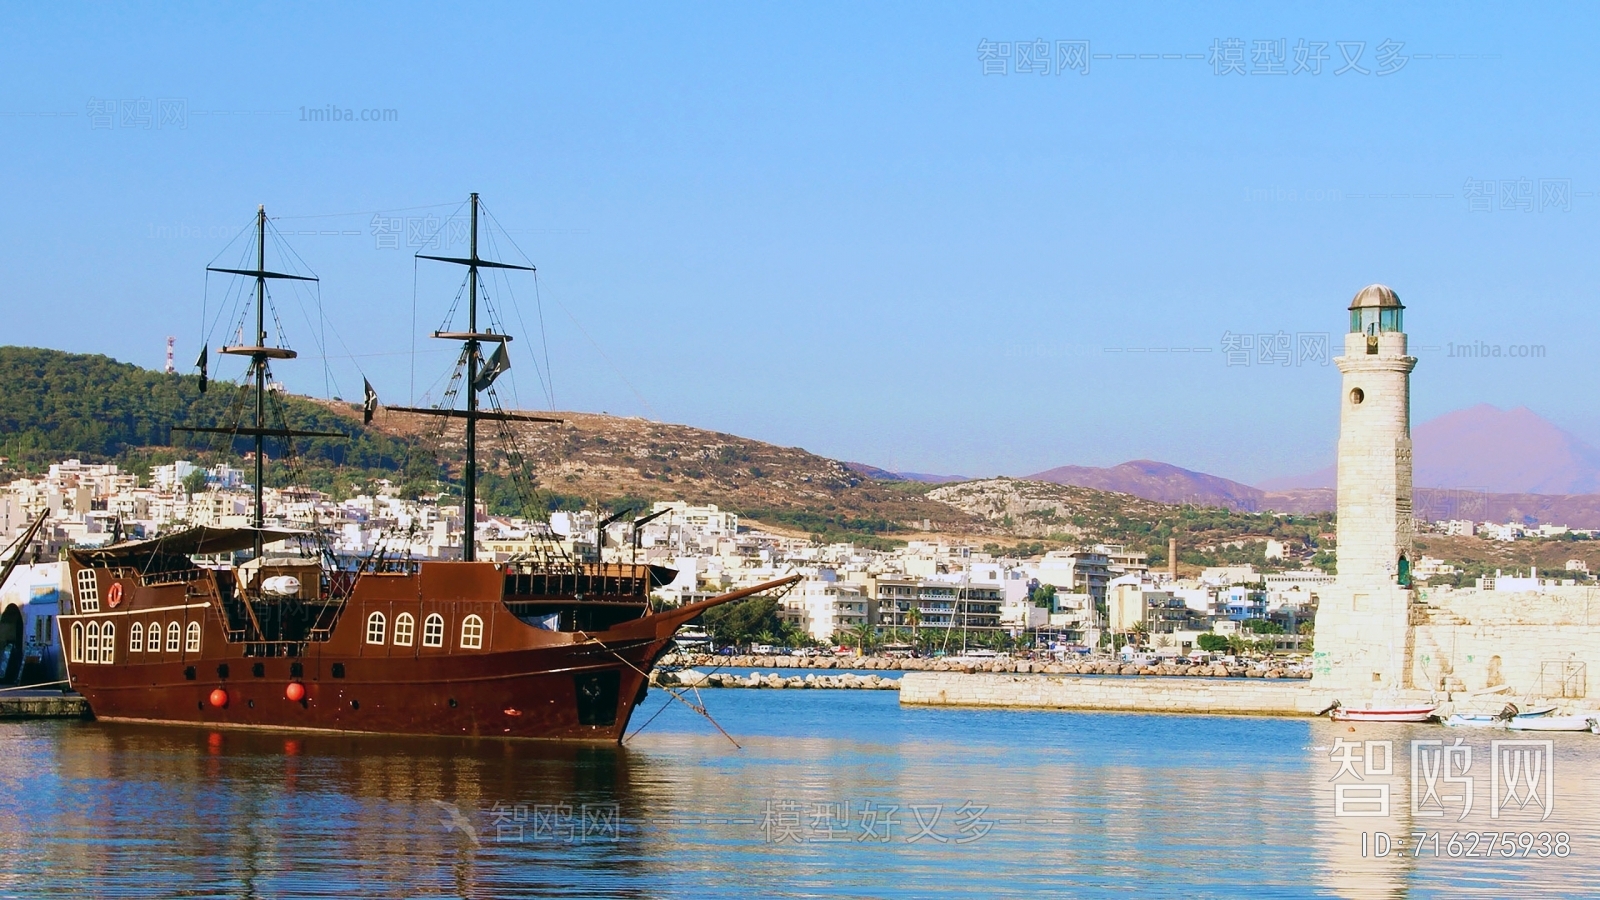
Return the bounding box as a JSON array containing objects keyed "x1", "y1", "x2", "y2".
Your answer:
[
  {"x1": 130, "y1": 622, "x2": 143, "y2": 653},
  {"x1": 423, "y1": 613, "x2": 444, "y2": 647},
  {"x1": 168, "y1": 622, "x2": 181, "y2": 652},
  {"x1": 366, "y1": 612, "x2": 386, "y2": 645},
  {"x1": 86, "y1": 621, "x2": 101, "y2": 664},
  {"x1": 393, "y1": 613, "x2": 414, "y2": 647},
  {"x1": 76, "y1": 569, "x2": 99, "y2": 613},
  {"x1": 70, "y1": 622, "x2": 83, "y2": 663},
  {"x1": 186, "y1": 621, "x2": 201, "y2": 653},
  {"x1": 460, "y1": 614, "x2": 483, "y2": 650},
  {"x1": 101, "y1": 622, "x2": 115, "y2": 665}
]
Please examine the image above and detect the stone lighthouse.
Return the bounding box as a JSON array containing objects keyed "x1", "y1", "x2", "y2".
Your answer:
[{"x1": 1311, "y1": 284, "x2": 1420, "y2": 696}]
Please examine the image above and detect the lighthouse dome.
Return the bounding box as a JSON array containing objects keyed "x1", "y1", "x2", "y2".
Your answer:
[{"x1": 1349, "y1": 284, "x2": 1403, "y2": 334}]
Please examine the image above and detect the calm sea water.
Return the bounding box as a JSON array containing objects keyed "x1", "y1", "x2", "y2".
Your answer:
[{"x1": 1, "y1": 690, "x2": 1595, "y2": 899}]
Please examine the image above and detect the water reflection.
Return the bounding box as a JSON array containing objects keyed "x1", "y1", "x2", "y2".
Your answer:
[
  {"x1": 1308, "y1": 720, "x2": 1598, "y2": 899},
  {"x1": 0, "y1": 694, "x2": 1595, "y2": 897}
]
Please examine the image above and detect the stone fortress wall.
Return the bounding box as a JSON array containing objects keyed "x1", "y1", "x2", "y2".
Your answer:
[{"x1": 1408, "y1": 585, "x2": 1600, "y2": 702}]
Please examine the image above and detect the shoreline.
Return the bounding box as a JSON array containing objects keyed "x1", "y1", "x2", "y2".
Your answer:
[{"x1": 661, "y1": 653, "x2": 1313, "y2": 680}]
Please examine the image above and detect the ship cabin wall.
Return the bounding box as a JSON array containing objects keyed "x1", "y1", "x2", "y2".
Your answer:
[{"x1": 60, "y1": 559, "x2": 219, "y2": 681}]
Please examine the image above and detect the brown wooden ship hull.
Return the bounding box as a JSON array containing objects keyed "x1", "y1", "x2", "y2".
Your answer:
[{"x1": 62, "y1": 539, "x2": 792, "y2": 743}]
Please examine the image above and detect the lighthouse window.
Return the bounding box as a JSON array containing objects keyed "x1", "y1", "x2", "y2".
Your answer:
[
  {"x1": 167, "y1": 621, "x2": 181, "y2": 652},
  {"x1": 186, "y1": 622, "x2": 201, "y2": 653},
  {"x1": 460, "y1": 614, "x2": 484, "y2": 650},
  {"x1": 366, "y1": 612, "x2": 387, "y2": 645},
  {"x1": 76, "y1": 569, "x2": 99, "y2": 613},
  {"x1": 101, "y1": 622, "x2": 115, "y2": 664},
  {"x1": 86, "y1": 622, "x2": 101, "y2": 664},
  {"x1": 70, "y1": 622, "x2": 83, "y2": 663},
  {"x1": 423, "y1": 613, "x2": 444, "y2": 647},
  {"x1": 393, "y1": 613, "x2": 415, "y2": 647},
  {"x1": 1350, "y1": 388, "x2": 1365, "y2": 405},
  {"x1": 130, "y1": 622, "x2": 143, "y2": 653}
]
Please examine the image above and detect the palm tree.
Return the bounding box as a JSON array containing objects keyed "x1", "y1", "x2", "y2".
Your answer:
[
  {"x1": 905, "y1": 605, "x2": 921, "y2": 647},
  {"x1": 849, "y1": 621, "x2": 876, "y2": 655}
]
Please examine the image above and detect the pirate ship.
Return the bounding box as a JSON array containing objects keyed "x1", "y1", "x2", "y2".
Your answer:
[{"x1": 60, "y1": 198, "x2": 793, "y2": 741}]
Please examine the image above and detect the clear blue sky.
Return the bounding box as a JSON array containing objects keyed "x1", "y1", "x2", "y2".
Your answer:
[{"x1": 2, "y1": 3, "x2": 1595, "y2": 483}]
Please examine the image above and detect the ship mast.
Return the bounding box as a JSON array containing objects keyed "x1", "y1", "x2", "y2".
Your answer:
[
  {"x1": 175, "y1": 205, "x2": 342, "y2": 567},
  {"x1": 465, "y1": 194, "x2": 480, "y2": 561},
  {"x1": 388, "y1": 193, "x2": 557, "y2": 562},
  {"x1": 252, "y1": 206, "x2": 268, "y2": 544}
]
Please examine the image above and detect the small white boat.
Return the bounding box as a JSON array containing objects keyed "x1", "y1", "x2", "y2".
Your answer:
[
  {"x1": 1444, "y1": 704, "x2": 1558, "y2": 727},
  {"x1": 1328, "y1": 704, "x2": 1437, "y2": 723},
  {"x1": 1506, "y1": 714, "x2": 1600, "y2": 733},
  {"x1": 1445, "y1": 714, "x2": 1505, "y2": 728}
]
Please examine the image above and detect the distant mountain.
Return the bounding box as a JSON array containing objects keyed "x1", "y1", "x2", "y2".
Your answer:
[
  {"x1": 1027, "y1": 459, "x2": 1267, "y2": 511},
  {"x1": 843, "y1": 462, "x2": 968, "y2": 484},
  {"x1": 1256, "y1": 486, "x2": 1600, "y2": 529},
  {"x1": 1259, "y1": 405, "x2": 1600, "y2": 495}
]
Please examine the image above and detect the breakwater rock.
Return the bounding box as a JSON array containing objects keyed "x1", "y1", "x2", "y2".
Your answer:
[
  {"x1": 652, "y1": 669, "x2": 900, "y2": 690},
  {"x1": 658, "y1": 653, "x2": 1311, "y2": 680}
]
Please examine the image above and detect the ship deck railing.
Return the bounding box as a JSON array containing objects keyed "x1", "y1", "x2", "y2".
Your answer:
[{"x1": 140, "y1": 568, "x2": 208, "y2": 588}]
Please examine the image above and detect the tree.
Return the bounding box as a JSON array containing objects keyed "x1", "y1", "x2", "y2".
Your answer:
[
  {"x1": 702, "y1": 596, "x2": 784, "y2": 650},
  {"x1": 1197, "y1": 633, "x2": 1230, "y2": 652},
  {"x1": 849, "y1": 621, "x2": 877, "y2": 654},
  {"x1": 1244, "y1": 618, "x2": 1285, "y2": 635},
  {"x1": 181, "y1": 468, "x2": 208, "y2": 496},
  {"x1": 1030, "y1": 583, "x2": 1057, "y2": 609}
]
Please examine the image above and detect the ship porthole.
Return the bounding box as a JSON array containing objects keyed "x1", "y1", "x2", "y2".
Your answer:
[
  {"x1": 448, "y1": 698, "x2": 458, "y2": 708},
  {"x1": 247, "y1": 699, "x2": 255, "y2": 709},
  {"x1": 350, "y1": 699, "x2": 360, "y2": 710}
]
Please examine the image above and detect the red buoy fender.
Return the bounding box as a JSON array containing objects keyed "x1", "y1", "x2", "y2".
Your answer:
[
  {"x1": 208, "y1": 689, "x2": 228, "y2": 708},
  {"x1": 106, "y1": 582, "x2": 123, "y2": 609},
  {"x1": 285, "y1": 682, "x2": 306, "y2": 702}
]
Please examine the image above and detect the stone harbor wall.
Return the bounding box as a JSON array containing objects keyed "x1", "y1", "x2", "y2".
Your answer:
[
  {"x1": 898, "y1": 672, "x2": 1334, "y2": 717},
  {"x1": 1408, "y1": 586, "x2": 1600, "y2": 699}
]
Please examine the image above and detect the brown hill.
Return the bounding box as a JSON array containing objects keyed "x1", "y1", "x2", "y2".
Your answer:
[
  {"x1": 354, "y1": 404, "x2": 992, "y2": 544},
  {"x1": 1028, "y1": 459, "x2": 1267, "y2": 511}
]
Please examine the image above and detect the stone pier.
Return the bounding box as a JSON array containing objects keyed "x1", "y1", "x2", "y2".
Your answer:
[
  {"x1": 899, "y1": 672, "x2": 1335, "y2": 716},
  {"x1": 0, "y1": 690, "x2": 90, "y2": 720}
]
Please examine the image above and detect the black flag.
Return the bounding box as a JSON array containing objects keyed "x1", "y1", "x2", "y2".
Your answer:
[
  {"x1": 195, "y1": 346, "x2": 208, "y2": 394},
  {"x1": 363, "y1": 378, "x2": 378, "y2": 425},
  {"x1": 472, "y1": 343, "x2": 510, "y2": 392}
]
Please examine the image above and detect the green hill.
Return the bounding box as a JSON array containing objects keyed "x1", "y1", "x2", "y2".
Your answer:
[{"x1": 0, "y1": 345, "x2": 423, "y2": 495}]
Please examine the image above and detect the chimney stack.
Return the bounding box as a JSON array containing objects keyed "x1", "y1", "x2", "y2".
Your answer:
[{"x1": 1168, "y1": 537, "x2": 1177, "y2": 580}]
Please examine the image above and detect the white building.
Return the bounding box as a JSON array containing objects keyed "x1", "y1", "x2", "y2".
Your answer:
[{"x1": 783, "y1": 578, "x2": 870, "y2": 643}]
